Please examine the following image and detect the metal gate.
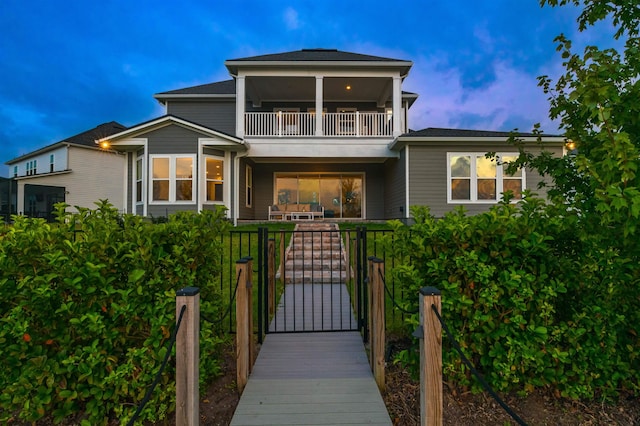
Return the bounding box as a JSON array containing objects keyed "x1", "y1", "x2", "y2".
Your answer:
[{"x1": 252, "y1": 225, "x2": 373, "y2": 340}]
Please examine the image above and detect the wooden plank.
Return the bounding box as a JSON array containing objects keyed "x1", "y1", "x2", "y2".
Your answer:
[{"x1": 231, "y1": 332, "x2": 391, "y2": 426}]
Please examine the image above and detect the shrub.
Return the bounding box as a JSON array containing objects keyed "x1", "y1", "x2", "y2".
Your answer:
[
  {"x1": 385, "y1": 198, "x2": 639, "y2": 400},
  {"x1": 0, "y1": 201, "x2": 230, "y2": 424}
]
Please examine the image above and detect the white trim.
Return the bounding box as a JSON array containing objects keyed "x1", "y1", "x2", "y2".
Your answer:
[
  {"x1": 97, "y1": 116, "x2": 244, "y2": 146},
  {"x1": 446, "y1": 152, "x2": 525, "y2": 204},
  {"x1": 405, "y1": 145, "x2": 410, "y2": 219}
]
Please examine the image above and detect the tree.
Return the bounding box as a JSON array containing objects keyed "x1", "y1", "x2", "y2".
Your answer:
[{"x1": 515, "y1": 1, "x2": 640, "y2": 239}]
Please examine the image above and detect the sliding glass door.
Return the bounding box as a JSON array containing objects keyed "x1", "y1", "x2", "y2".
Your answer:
[{"x1": 275, "y1": 173, "x2": 363, "y2": 219}]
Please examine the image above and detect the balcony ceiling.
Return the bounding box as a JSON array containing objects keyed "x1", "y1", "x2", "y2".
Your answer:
[{"x1": 245, "y1": 76, "x2": 391, "y2": 103}]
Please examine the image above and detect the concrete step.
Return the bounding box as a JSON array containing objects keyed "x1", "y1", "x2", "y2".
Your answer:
[
  {"x1": 285, "y1": 259, "x2": 348, "y2": 271},
  {"x1": 289, "y1": 250, "x2": 344, "y2": 260},
  {"x1": 283, "y1": 270, "x2": 348, "y2": 284},
  {"x1": 289, "y1": 242, "x2": 343, "y2": 251}
]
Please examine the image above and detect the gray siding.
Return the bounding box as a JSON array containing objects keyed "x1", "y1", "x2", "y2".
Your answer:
[
  {"x1": 407, "y1": 143, "x2": 563, "y2": 217},
  {"x1": 168, "y1": 101, "x2": 236, "y2": 135},
  {"x1": 147, "y1": 204, "x2": 197, "y2": 218},
  {"x1": 146, "y1": 125, "x2": 199, "y2": 154},
  {"x1": 384, "y1": 151, "x2": 406, "y2": 220},
  {"x1": 252, "y1": 163, "x2": 385, "y2": 220}
]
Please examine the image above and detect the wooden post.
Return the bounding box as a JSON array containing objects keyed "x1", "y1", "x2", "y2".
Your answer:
[
  {"x1": 367, "y1": 256, "x2": 375, "y2": 369},
  {"x1": 350, "y1": 236, "x2": 357, "y2": 314},
  {"x1": 245, "y1": 256, "x2": 255, "y2": 371},
  {"x1": 268, "y1": 238, "x2": 276, "y2": 316},
  {"x1": 279, "y1": 229, "x2": 285, "y2": 282},
  {"x1": 344, "y1": 230, "x2": 351, "y2": 282},
  {"x1": 236, "y1": 259, "x2": 250, "y2": 394},
  {"x1": 371, "y1": 258, "x2": 385, "y2": 391},
  {"x1": 419, "y1": 287, "x2": 442, "y2": 426},
  {"x1": 175, "y1": 286, "x2": 200, "y2": 426}
]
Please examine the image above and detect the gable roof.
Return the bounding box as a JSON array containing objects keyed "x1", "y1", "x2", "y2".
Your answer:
[
  {"x1": 96, "y1": 115, "x2": 245, "y2": 150},
  {"x1": 6, "y1": 121, "x2": 127, "y2": 164}
]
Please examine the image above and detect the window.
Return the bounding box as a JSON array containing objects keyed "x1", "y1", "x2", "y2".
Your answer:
[
  {"x1": 135, "y1": 156, "x2": 143, "y2": 204},
  {"x1": 150, "y1": 155, "x2": 195, "y2": 203},
  {"x1": 50, "y1": 154, "x2": 54, "y2": 173},
  {"x1": 13, "y1": 166, "x2": 17, "y2": 178},
  {"x1": 33, "y1": 160, "x2": 37, "y2": 175},
  {"x1": 448, "y1": 153, "x2": 524, "y2": 203},
  {"x1": 205, "y1": 157, "x2": 224, "y2": 202},
  {"x1": 246, "y1": 165, "x2": 253, "y2": 207}
]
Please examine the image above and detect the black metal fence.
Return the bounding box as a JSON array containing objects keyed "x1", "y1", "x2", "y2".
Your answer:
[{"x1": 215, "y1": 226, "x2": 404, "y2": 343}]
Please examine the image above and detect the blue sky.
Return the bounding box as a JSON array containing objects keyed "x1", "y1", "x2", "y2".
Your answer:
[{"x1": 0, "y1": 0, "x2": 614, "y2": 176}]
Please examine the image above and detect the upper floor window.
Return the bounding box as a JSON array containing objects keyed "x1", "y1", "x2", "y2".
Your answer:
[
  {"x1": 13, "y1": 166, "x2": 18, "y2": 178},
  {"x1": 448, "y1": 153, "x2": 524, "y2": 203},
  {"x1": 50, "y1": 154, "x2": 54, "y2": 173},
  {"x1": 205, "y1": 156, "x2": 224, "y2": 203},
  {"x1": 150, "y1": 155, "x2": 195, "y2": 203}
]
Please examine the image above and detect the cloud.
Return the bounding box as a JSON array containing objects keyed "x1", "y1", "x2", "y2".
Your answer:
[
  {"x1": 283, "y1": 7, "x2": 300, "y2": 30},
  {"x1": 405, "y1": 55, "x2": 560, "y2": 134}
]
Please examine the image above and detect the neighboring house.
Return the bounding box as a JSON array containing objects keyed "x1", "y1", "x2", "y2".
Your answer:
[
  {"x1": 5, "y1": 122, "x2": 127, "y2": 220},
  {"x1": 0, "y1": 176, "x2": 17, "y2": 222},
  {"x1": 9, "y1": 49, "x2": 566, "y2": 223}
]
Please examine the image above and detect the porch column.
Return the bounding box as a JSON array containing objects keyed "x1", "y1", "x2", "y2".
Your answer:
[
  {"x1": 315, "y1": 76, "x2": 324, "y2": 136},
  {"x1": 392, "y1": 76, "x2": 402, "y2": 137},
  {"x1": 236, "y1": 75, "x2": 246, "y2": 138}
]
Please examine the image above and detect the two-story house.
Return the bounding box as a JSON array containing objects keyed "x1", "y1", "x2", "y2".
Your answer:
[
  {"x1": 97, "y1": 48, "x2": 564, "y2": 222},
  {"x1": 5, "y1": 122, "x2": 126, "y2": 220},
  {"x1": 6, "y1": 48, "x2": 565, "y2": 222}
]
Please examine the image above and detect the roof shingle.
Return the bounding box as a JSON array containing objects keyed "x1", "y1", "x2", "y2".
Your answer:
[{"x1": 227, "y1": 48, "x2": 407, "y2": 63}]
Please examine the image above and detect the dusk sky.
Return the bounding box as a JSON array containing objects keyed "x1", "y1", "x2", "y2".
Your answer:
[{"x1": 0, "y1": 0, "x2": 616, "y2": 176}]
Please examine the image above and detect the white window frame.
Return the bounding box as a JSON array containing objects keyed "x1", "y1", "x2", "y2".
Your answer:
[
  {"x1": 49, "y1": 154, "x2": 54, "y2": 173},
  {"x1": 134, "y1": 154, "x2": 145, "y2": 205},
  {"x1": 203, "y1": 155, "x2": 225, "y2": 204},
  {"x1": 447, "y1": 152, "x2": 525, "y2": 203},
  {"x1": 149, "y1": 154, "x2": 196, "y2": 204},
  {"x1": 246, "y1": 164, "x2": 253, "y2": 208}
]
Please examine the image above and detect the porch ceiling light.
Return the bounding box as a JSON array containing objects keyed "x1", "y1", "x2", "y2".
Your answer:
[
  {"x1": 345, "y1": 85, "x2": 351, "y2": 91},
  {"x1": 565, "y1": 140, "x2": 576, "y2": 151}
]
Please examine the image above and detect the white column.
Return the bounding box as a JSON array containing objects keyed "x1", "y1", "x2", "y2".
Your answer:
[
  {"x1": 392, "y1": 76, "x2": 402, "y2": 137},
  {"x1": 315, "y1": 76, "x2": 323, "y2": 136},
  {"x1": 236, "y1": 76, "x2": 246, "y2": 138}
]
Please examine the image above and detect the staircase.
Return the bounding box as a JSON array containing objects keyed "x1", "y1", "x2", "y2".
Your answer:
[{"x1": 281, "y1": 222, "x2": 348, "y2": 284}]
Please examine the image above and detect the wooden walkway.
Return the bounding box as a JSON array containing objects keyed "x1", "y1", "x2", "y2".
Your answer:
[{"x1": 231, "y1": 235, "x2": 392, "y2": 426}]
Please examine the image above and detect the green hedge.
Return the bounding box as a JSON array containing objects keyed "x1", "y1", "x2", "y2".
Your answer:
[
  {"x1": 385, "y1": 198, "x2": 639, "y2": 400},
  {"x1": 0, "y1": 201, "x2": 229, "y2": 424}
]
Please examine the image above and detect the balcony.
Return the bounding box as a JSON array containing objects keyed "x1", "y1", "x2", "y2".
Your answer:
[{"x1": 245, "y1": 112, "x2": 393, "y2": 137}]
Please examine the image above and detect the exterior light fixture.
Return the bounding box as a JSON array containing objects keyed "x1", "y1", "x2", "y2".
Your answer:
[
  {"x1": 100, "y1": 141, "x2": 111, "y2": 149},
  {"x1": 346, "y1": 85, "x2": 351, "y2": 91},
  {"x1": 565, "y1": 140, "x2": 576, "y2": 151}
]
